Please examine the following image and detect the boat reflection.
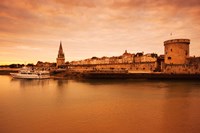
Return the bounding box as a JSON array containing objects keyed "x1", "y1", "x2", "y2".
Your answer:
[{"x1": 10, "y1": 78, "x2": 50, "y2": 88}]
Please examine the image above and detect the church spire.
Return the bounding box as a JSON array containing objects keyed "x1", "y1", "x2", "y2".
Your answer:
[
  {"x1": 58, "y1": 41, "x2": 64, "y2": 55},
  {"x1": 57, "y1": 41, "x2": 65, "y2": 67},
  {"x1": 58, "y1": 41, "x2": 64, "y2": 58}
]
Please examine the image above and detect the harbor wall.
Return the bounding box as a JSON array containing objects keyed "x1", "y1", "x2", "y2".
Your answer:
[
  {"x1": 164, "y1": 64, "x2": 200, "y2": 74},
  {"x1": 82, "y1": 72, "x2": 200, "y2": 79},
  {"x1": 69, "y1": 62, "x2": 157, "y2": 73}
]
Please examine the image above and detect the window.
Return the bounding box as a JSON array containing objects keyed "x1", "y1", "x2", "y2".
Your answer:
[
  {"x1": 168, "y1": 57, "x2": 172, "y2": 60},
  {"x1": 171, "y1": 49, "x2": 172, "y2": 52}
]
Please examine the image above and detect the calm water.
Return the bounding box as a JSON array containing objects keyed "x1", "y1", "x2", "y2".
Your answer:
[{"x1": 0, "y1": 76, "x2": 200, "y2": 133}]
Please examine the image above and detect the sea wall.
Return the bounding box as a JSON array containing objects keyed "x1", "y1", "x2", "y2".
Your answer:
[
  {"x1": 164, "y1": 64, "x2": 200, "y2": 74},
  {"x1": 83, "y1": 72, "x2": 200, "y2": 79},
  {"x1": 69, "y1": 62, "x2": 157, "y2": 73}
]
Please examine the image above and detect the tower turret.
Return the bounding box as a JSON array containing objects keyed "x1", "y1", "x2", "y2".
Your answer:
[{"x1": 164, "y1": 39, "x2": 190, "y2": 64}]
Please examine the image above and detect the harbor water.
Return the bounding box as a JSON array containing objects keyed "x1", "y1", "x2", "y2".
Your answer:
[{"x1": 0, "y1": 75, "x2": 200, "y2": 133}]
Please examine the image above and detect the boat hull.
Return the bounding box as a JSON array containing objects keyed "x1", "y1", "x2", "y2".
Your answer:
[{"x1": 10, "y1": 73, "x2": 50, "y2": 79}]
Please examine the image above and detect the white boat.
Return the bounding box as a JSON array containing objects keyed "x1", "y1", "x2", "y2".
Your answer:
[{"x1": 10, "y1": 66, "x2": 50, "y2": 79}]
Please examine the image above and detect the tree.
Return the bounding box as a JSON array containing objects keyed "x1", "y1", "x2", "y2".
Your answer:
[{"x1": 27, "y1": 63, "x2": 34, "y2": 67}]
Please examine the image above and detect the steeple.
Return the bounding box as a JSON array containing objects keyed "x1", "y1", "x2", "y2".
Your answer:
[
  {"x1": 56, "y1": 41, "x2": 65, "y2": 67},
  {"x1": 58, "y1": 41, "x2": 64, "y2": 58}
]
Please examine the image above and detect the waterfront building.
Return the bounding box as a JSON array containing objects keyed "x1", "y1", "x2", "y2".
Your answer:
[
  {"x1": 35, "y1": 61, "x2": 56, "y2": 70},
  {"x1": 56, "y1": 41, "x2": 65, "y2": 67},
  {"x1": 141, "y1": 53, "x2": 158, "y2": 63},
  {"x1": 68, "y1": 38, "x2": 199, "y2": 74},
  {"x1": 164, "y1": 39, "x2": 190, "y2": 64},
  {"x1": 134, "y1": 52, "x2": 144, "y2": 63},
  {"x1": 122, "y1": 50, "x2": 134, "y2": 63},
  {"x1": 163, "y1": 39, "x2": 200, "y2": 74}
]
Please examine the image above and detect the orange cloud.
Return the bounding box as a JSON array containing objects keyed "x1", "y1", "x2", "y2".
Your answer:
[
  {"x1": 54, "y1": 0, "x2": 96, "y2": 8},
  {"x1": 0, "y1": 0, "x2": 200, "y2": 65}
]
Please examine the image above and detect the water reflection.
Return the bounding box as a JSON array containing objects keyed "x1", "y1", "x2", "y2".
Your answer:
[
  {"x1": 56, "y1": 79, "x2": 68, "y2": 89},
  {"x1": 1, "y1": 76, "x2": 200, "y2": 133},
  {"x1": 11, "y1": 78, "x2": 50, "y2": 89},
  {"x1": 164, "y1": 81, "x2": 193, "y2": 98},
  {"x1": 54, "y1": 79, "x2": 68, "y2": 105},
  {"x1": 77, "y1": 79, "x2": 148, "y2": 86},
  {"x1": 162, "y1": 81, "x2": 200, "y2": 133}
]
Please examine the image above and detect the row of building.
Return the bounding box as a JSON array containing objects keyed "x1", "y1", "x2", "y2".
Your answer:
[
  {"x1": 70, "y1": 51, "x2": 158, "y2": 65},
  {"x1": 38, "y1": 38, "x2": 200, "y2": 74}
]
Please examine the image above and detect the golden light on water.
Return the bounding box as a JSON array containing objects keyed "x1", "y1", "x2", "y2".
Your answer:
[{"x1": 0, "y1": 76, "x2": 200, "y2": 133}]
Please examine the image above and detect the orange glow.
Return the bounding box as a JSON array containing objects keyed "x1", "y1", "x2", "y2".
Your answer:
[{"x1": 0, "y1": 0, "x2": 200, "y2": 65}]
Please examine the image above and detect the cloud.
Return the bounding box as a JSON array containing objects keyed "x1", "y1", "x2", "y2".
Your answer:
[
  {"x1": 0, "y1": 0, "x2": 200, "y2": 64},
  {"x1": 54, "y1": 0, "x2": 97, "y2": 8},
  {"x1": 15, "y1": 46, "x2": 42, "y2": 51},
  {"x1": 108, "y1": 0, "x2": 200, "y2": 23}
]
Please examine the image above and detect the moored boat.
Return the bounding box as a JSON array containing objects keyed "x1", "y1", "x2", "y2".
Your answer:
[{"x1": 10, "y1": 66, "x2": 50, "y2": 79}]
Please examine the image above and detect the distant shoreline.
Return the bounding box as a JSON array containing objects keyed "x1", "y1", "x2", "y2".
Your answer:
[{"x1": 0, "y1": 68, "x2": 19, "y2": 75}]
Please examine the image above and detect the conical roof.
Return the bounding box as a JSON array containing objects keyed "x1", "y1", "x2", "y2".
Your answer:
[
  {"x1": 58, "y1": 41, "x2": 65, "y2": 58},
  {"x1": 59, "y1": 41, "x2": 64, "y2": 54}
]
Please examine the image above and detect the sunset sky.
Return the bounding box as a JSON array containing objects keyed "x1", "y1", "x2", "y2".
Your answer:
[{"x1": 0, "y1": 0, "x2": 200, "y2": 65}]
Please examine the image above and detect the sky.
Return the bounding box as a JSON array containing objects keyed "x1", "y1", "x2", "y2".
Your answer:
[{"x1": 0, "y1": 0, "x2": 200, "y2": 65}]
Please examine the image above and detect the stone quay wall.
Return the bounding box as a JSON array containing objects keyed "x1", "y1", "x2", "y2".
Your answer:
[
  {"x1": 164, "y1": 64, "x2": 200, "y2": 74},
  {"x1": 69, "y1": 62, "x2": 157, "y2": 73}
]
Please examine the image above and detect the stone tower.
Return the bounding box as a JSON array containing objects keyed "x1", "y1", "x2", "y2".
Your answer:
[
  {"x1": 56, "y1": 41, "x2": 65, "y2": 67},
  {"x1": 164, "y1": 39, "x2": 190, "y2": 64}
]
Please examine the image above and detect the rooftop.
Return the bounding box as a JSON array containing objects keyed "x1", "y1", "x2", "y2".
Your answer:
[{"x1": 164, "y1": 39, "x2": 190, "y2": 45}]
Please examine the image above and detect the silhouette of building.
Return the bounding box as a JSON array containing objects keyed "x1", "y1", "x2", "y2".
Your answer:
[{"x1": 56, "y1": 41, "x2": 65, "y2": 67}]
